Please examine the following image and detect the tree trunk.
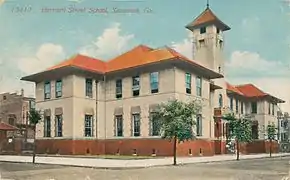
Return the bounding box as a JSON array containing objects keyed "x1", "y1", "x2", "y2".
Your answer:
[
  {"x1": 269, "y1": 139, "x2": 272, "y2": 158},
  {"x1": 236, "y1": 139, "x2": 240, "y2": 161},
  {"x1": 173, "y1": 136, "x2": 177, "y2": 165},
  {"x1": 32, "y1": 126, "x2": 36, "y2": 164}
]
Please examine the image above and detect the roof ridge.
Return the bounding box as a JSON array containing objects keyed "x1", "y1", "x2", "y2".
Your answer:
[
  {"x1": 185, "y1": 7, "x2": 230, "y2": 31},
  {"x1": 107, "y1": 44, "x2": 152, "y2": 62},
  {"x1": 77, "y1": 53, "x2": 105, "y2": 62},
  {"x1": 235, "y1": 83, "x2": 253, "y2": 87}
]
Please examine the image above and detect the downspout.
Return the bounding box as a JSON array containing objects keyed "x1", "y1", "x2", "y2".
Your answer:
[
  {"x1": 95, "y1": 80, "x2": 98, "y2": 139},
  {"x1": 104, "y1": 75, "x2": 107, "y2": 155},
  {"x1": 173, "y1": 66, "x2": 176, "y2": 98}
]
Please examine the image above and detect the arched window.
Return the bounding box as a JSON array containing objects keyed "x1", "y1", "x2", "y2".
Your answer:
[{"x1": 218, "y1": 94, "x2": 223, "y2": 108}]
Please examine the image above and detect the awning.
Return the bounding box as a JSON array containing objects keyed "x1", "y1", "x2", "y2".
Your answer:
[{"x1": 0, "y1": 122, "x2": 19, "y2": 131}]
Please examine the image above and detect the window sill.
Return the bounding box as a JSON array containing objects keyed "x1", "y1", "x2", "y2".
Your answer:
[{"x1": 83, "y1": 136, "x2": 95, "y2": 139}]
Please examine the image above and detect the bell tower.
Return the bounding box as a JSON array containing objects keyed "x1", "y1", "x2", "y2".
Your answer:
[{"x1": 185, "y1": 3, "x2": 230, "y2": 75}]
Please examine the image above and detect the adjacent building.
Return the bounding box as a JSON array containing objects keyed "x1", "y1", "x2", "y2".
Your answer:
[
  {"x1": 0, "y1": 89, "x2": 35, "y2": 139},
  {"x1": 21, "y1": 5, "x2": 285, "y2": 156}
]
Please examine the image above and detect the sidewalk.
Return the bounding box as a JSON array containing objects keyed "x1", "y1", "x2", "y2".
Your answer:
[{"x1": 0, "y1": 153, "x2": 289, "y2": 169}]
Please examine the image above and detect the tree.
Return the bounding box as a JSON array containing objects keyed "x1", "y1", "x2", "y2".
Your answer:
[
  {"x1": 28, "y1": 108, "x2": 42, "y2": 164},
  {"x1": 223, "y1": 113, "x2": 253, "y2": 161},
  {"x1": 266, "y1": 123, "x2": 277, "y2": 157},
  {"x1": 153, "y1": 99, "x2": 202, "y2": 165}
]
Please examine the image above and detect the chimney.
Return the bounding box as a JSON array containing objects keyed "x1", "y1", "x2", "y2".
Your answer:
[{"x1": 21, "y1": 89, "x2": 24, "y2": 96}]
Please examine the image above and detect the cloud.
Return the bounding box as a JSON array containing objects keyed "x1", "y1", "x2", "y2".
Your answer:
[
  {"x1": 0, "y1": 0, "x2": 5, "y2": 7},
  {"x1": 0, "y1": 43, "x2": 65, "y2": 96},
  {"x1": 0, "y1": 22, "x2": 135, "y2": 96},
  {"x1": 282, "y1": 0, "x2": 290, "y2": 7},
  {"x1": 79, "y1": 23, "x2": 134, "y2": 60},
  {"x1": 171, "y1": 39, "x2": 192, "y2": 59},
  {"x1": 17, "y1": 43, "x2": 65, "y2": 75},
  {"x1": 226, "y1": 51, "x2": 289, "y2": 77}
]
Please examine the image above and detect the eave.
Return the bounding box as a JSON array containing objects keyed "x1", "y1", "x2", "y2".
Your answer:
[{"x1": 21, "y1": 66, "x2": 104, "y2": 83}]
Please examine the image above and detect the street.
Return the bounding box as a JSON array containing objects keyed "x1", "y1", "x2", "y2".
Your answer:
[{"x1": 0, "y1": 156, "x2": 289, "y2": 180}]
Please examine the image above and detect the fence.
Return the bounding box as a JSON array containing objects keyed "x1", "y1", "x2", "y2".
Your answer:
[{"x1": 0, "y1": 137, "x2": 33, "y2": 154}]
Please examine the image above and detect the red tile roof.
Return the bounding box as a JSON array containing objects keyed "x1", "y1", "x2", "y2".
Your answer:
[
  {"x1": 47, "y1": 54, "x2": 106, "y2": 73},
  {"x1": 45, "y1": 45, "x2": 219, "y2": 76},
  {"x1": 106, "y1": 45, "x2": 153, "y2": 72},
  {"x1": 185, "y1": 7, "x2": 230, "y2": 31},
  {"x1": 235, "y1": 84, "x2": 267, "y2": 97},
  {"x1": 226, "y1": 83, "x2": 284, "y2": 103},
  {"x1": 0, "y1": 122, "x2": 19, "y2": 131},
  {"x1": 226, "y1": 82, "x2": 243, "y2": 95}
]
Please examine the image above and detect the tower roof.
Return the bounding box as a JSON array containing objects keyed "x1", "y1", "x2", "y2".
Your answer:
[{"x1": 185, "y1": 7, "x2": 230, "y2": 31}]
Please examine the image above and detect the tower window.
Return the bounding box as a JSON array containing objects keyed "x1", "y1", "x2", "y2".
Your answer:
[
  {"x1": 217, "y1": 28, "x2": 220, "y2": 34},
  {"x1": 200, "y1": 27, "x2": 206, "y2": 34},
  {"x1": 219, "y1": 40, "x2": 223, "y2": 48},
  {"x1": 199, "y1": 39, "x2": 205, "y2": 47}
]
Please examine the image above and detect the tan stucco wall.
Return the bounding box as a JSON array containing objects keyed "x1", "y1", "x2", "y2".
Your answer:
[
  {"x1": 226, "y1": 97, "x2": 280, "y2": 140},
  {"x1": 34, "y1": 67, "x2": 218, "y2": 140}
]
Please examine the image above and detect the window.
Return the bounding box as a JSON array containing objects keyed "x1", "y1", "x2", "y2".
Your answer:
[
  {"x1": 150, "y1": 72, "x2": 159, "y2": 93},
  {"x1": 55, "y1": 115, "x2": 63, "y2": 137},
  {"x1": 84, "y1": 115, "x2": 93, "y2": 137},
  {"x1": 216, "y1": 28, "x2": 220, "y2": 34},
  {"x1": 185, "y1": 73, "x2": 191, "y2": 94},
  {"x1": 251, "y1": 102, "x2": 257, "y2": 114},
  {"x1": 132, "y1": 114, "x2": 141, "y2": 137},
  {"x1": 132, "y1": 76, "x2": 140, "y2": 96},
  {"x1": 252, "y1": 123, "x2": 259, "y2": 139},
  {"x1": 196, "y1": 77, "x2": 202, "y2": 96},
  {"x1": 218, "y1": 94, "x2": 223, "y2": 108},
  {"x1": 218, "y1": 66, "x2": 221, "y2": 73},
  {"x1": 241, "y1": 102, "x2": 244, "y2": 114},
  {"x1": 272, "y1": 104, "x2": 275, "y2": 115},
  {"x1": 268, "y1": 102, "x2": 271, "y2": 115},
  {"x1": 199, "y1": 39, "x2": 205, "y2": 47},
  {"x1": 230, "y1": 98, "x2": 233, "y2": 110},
  {"x1": 200, "y1": 27, "x2": 206, "y2": 34},
  {"x1": 150, "y1": 112, "x2": 160, "y2": 136},
  {"x1": 115, "y1": 115, "x2": 123, "y2": 137},
  {"x1": 85, "y1": 78, "x2": 93, "y2": 98},
  {"x1": 196, "y1": 115, "x2": 202, "y2": 136},
  {"x1": 116, "y1": 79, "x2": 122, "y2": 98},
  {"x1": 3, "y1": 96, "x2": 6, "y2": 100},
  {"x1": 55, "y1": 80, "x2": 62, "y2": 98},
  {"x1": 281, "y1": 133, "x2": 289, "y2": 141},
  {"x1": 235, "y1": 100, "x2": 239, "y2": 113},
  {"x1": 8, "y1": 118, "x2": 14, "y2": 125},
  {"x1": 44, "y1": 81, "x2": 51, "y2": 99},
  {"x1": 219, "y1": 40, "x2": 223, "y2": 48},
  {"x1": 29, "y1": 100, "x2": 35, "y2": 110},
  {"x1": 44, "y1": 116, "x2": 51, "y2": 137}
]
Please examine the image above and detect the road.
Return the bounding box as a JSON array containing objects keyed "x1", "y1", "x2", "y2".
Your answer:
[{"x1": 0, "y1": 156, "x2": 289, "y2": 180}]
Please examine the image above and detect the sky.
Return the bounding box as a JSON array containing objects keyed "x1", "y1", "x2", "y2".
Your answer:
[{"x1": 0, "y1": 0, "x2": 290, "y2": 111}]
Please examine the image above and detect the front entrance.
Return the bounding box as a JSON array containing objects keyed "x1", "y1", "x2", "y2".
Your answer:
[{"x1": 214, "y1": 140, "x2": 222, "y2": 154}]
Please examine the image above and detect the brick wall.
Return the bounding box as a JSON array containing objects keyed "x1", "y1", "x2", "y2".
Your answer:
[{"x1": 36, "y1": 138, "x2": 215, "y2": 156}]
